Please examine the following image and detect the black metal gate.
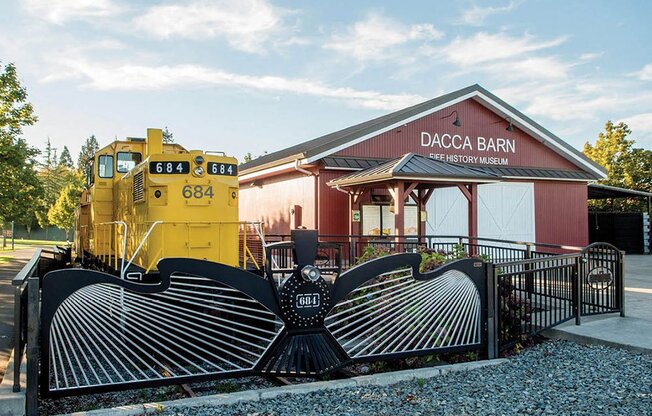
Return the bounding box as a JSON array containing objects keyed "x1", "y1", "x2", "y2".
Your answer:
[{"x1": 39, "y1": 242, "x2": 488, "y2": 397}]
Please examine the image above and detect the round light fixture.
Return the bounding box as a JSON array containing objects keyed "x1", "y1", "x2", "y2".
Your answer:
[
  {"x1": 300, "y1": 265, "x2": 321, "y2": 282},
  {"x1": 193, "y1": 166, "x2": 204, "y2": 176},
  {"x1": 194, "y1": 155, "x2": 204, "y2": 165}
]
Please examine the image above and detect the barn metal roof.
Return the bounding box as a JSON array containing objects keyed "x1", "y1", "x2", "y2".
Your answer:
[
  {"x1": 322, "y1": 156, "x2": 596, "y2": 181},
  {"x1": 588, "y1": 183, "x2": 652, "y2": 199},
  {"x1": 327, "y1": 153, "x2": 500, "y2": 187},
  {"x1": 240, "y1": 84, "x2": 606, "y2": 180}
]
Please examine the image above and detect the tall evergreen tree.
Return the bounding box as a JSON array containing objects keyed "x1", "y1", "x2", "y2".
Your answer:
[
  {"x1": 59, "y1": 145, "x2": 73, "y2": 168},
  {"x1": 77, "y1": 134, "x2": 99, "y2": 172}
]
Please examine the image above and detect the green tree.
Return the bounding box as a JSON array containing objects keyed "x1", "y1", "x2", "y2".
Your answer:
[
  {"x1": 583, "y1": 121, "x2": 652, "y2": 211},
  {"x1": 162, "y1": 126, "x2": 174, "y2": 143},
  {"x1": 242, "y1": 151, "x2": 268, "y2": 163},
  {"x1": 47, "y1": 183, "x2": 82, "y2": 240},
  {"x1": 44, "y1": 137, "x2": 54, "y2": 168},
  {"x1": 78, "y1": 134, "x2": 99, "y2": 173},
  {"x1": 59, "y1": 145, "x2": 74, "y2": 168},
  {"x1": 0, "y1": 62, "x2": 37, "y2": 134},
  {"x1": 0, "y1": 62, "x2": 42, "y2": 227}
]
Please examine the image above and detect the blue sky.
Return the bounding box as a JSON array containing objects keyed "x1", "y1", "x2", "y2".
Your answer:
[{"x1": 1, "y1": 0, "x2": 651, "y2": 163}]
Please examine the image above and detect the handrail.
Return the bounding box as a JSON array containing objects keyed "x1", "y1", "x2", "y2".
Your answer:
[
  {"x1": 265, "y1": 233, "x2": 584, "y2": 252},
  {"x1": 123, "y1": 221, "x2": 162, "y2": 278},
  {"x1": 97, "y1": 221, "x2": 128, "y2": 278},
  {"x1": 494, "y1": 252, "x2": 581, "y2": 267},
  {"x1": 12, "y1": 248, "x2": 44, "y2": 286}
]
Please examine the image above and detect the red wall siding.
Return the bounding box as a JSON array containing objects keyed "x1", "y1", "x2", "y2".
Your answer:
[
  {"x1": 239, "y1": 172, "x2": 316, "y2": 235},
  {"x1": 336, "y1": 99, "x2": 579, "y2": 171},
  {"x1": 318, "y1": 170, "x2": 351, "y2": 235},
  {"x1": 535, "y1": 181, "x2": 588, "y2": 247}
]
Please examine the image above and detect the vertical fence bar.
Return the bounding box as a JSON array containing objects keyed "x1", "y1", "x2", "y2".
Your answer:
[
  {"x1": 487, "y1": 264, "x2": 498, "y2": 359},
  {"x1": 574, "y1": 256, "x2": 582, "y2": 326},
  {"x1": 619, "y1": 251, "x2": 626, "y2": 318},
  {"x1": 26, "y1": 276, "x2": 40, "y2": 416}
]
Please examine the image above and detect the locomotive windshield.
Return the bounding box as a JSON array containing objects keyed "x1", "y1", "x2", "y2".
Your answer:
[{"x1": 117, "y1": 152, "x2": 142, "y2": 173}]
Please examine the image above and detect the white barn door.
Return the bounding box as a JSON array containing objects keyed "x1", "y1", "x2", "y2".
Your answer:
[
  {"x1": 477, "y1": 182, "x2": 535, "y2": 243},
  {"x1": 425, "y1": 187, "x2": 468, "y2": 242}
]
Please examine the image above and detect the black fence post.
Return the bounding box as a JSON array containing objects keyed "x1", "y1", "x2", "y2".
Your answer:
[
  {"x1": 619, "y1": 251, "x2": 626, "y2": 318},
  {"x1": 13, "y1": 284, "x2": 22, "y2": 392},
  {"x1": 486, "y1": 263, "x2": 499, "y2": 359},
  {"x1": 26, "y1": 276, "x2": 40, "y2": 416},
  {"x1": 574, "y1": 256, "x2": 582, "y2": 326}
]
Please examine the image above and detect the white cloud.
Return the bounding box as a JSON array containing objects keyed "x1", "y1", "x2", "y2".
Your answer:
[
  {"x1": 441, "y1": 32, "x2": 567, "y2": 67},
  {"x1": 495, "y1": 81, "x2": 652, "y2": 124},
  {"x1": 135, "y1": 0, "x2": 286, "y2": 53},
  {"x1": 41, "y1": 59, "x2": 426, "y2": 110},
  {"x1": 621, "y1": 113, "x2": 652, "y2": 135},
  {"x1": 324, "y1": 13, "x2": 443, "y2": 62},
  {"x1": 482, "y1": 56, "x2": 571, "y2": 80},
  {"x1": 458, "y1": 2, "x2": 519, "y2": 26},
  {"x1": 579, "y1": 52, "x2": 604, "y2": 61},
  {"x1": 22, "y1": 0, "x2": 122, "y2": 24},
  {"x1": 633, "y1": 63, "x2": 652, "y2": 81}
]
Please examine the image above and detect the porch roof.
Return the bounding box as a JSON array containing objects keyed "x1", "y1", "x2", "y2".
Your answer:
[{"x1": 326, "y1": 153, "x2": 501, "y2": 188}]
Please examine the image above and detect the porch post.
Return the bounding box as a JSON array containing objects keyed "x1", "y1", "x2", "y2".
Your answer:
[
  {"x1": 468, "y1": 184, "x2": 478, "y2": 239},
  {"x1": 394, "y1": 182, "x2": 405, "y2": 248}
]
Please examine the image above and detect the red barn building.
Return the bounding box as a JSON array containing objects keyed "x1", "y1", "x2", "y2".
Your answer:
[{"x1": 238, "y1": 84, "x2": 606, "y2": 247}]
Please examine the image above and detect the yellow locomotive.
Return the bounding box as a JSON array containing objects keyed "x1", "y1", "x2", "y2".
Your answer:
[{"x1": 75, "y1": 128, "x2": 263, "y2": 279}]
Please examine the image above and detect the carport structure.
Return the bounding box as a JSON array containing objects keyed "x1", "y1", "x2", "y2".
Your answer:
[{"x1": 327, "y1": 152, "x2": 500, "y2": 241}]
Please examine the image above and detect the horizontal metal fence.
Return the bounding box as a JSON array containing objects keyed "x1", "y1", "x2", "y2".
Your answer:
[
  {"x1": 494, "y1": 242, "x2": 623, "y2": 351},
  {"x1": 265, "y1": 234, "x2": 578, "y2": 270}
]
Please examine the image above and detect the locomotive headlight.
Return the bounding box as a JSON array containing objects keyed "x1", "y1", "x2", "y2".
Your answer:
[
  {"x1": 193, "y1": 166, "x2": 204, "y2": 176},
  {"x1": 301, "y1": 265, "x2": 321, "y2": 282},
  {"x1": 194, "y1": 155, "x2": 204, "y2": 165}
]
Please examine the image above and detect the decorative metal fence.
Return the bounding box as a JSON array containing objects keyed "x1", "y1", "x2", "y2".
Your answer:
[
  {"x1": 15, "y1": 235, "x2": 624, "y2": 415},
  {"x1": 494, "y1": 242, "x2": 624, "y2": 350},
  {"x1": 36, "y1": 250, "x2": 488, "y2": 398},
  {"x1": 265, "y1": 234, "x2": 578, "y2": 269}
]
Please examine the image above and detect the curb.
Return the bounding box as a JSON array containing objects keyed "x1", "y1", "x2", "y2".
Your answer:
[
  {"x1": 543, "y1": 327, "x2": 652, "y2": 355},
  {"x1": 65, "y1": 359, "x2": 507, "y2": 416},
  {"x1": 0, "y1": 350, "x2": 26, "y2": 416}
]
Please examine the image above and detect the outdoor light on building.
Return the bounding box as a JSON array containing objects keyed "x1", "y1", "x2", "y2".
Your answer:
[
  {"x1": 441, "y1": 110, "x2": 462, "y2": 127},
  {"x1": 505, "y1": 117, "x2": 514, "y2": 132}
]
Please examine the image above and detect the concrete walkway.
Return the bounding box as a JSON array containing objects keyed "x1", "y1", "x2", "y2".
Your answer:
[
  {"x1": 0, "y1": 248, "x2": 35, "y2": 380},
  {"x1": 546, "y1": 254, "x2": 652, "y2": 354}
]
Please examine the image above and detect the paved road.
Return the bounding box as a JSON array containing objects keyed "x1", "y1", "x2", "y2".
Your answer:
[{"x1": 0, "y1": 248, "x2": 35, "y2": 380}]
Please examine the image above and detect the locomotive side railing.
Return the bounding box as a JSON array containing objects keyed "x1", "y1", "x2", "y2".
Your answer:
[{"x1": 126, "y1": 221, "x2": 266, "y2": 273}]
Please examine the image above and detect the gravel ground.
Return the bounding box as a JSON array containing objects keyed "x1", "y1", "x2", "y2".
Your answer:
[{"x1": 162, "y1": 340, "x2": 652, "y2": 416}]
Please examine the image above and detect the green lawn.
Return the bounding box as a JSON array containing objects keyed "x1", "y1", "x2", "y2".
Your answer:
[
  {"x1": 1, "y1": 239, "x2": 69, "y2": 252},
  {"x1": 12, "y1": 239, "x2": 69, "y2": 246}
]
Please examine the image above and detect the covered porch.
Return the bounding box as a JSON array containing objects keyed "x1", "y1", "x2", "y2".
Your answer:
[{"x1": 326, "y1": 153, "x2": 501, "y2": 243}]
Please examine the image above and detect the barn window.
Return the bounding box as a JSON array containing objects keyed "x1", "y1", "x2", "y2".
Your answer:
[{"x1": 361, "y1": 205, "x2": 418, "y2": 236}]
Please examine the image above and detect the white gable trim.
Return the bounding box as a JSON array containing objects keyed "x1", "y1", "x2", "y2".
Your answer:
[
  {"x1": 473, "y1": 92, "x2": 605, "y2": 179},
  {"x1": 307, "y1": 90, "x2": 606, "y2": 179},
  {"x1": 306, "y1": 91, "x2": 477, "y2": 163}
]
